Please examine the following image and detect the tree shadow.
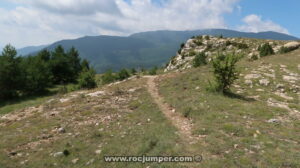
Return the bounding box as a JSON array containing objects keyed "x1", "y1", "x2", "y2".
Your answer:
[
  {"x1": 224, "y1": 91, "x2": 256, "y2": 102},
  {"x1": 0, "y1": 90, "x2": 57, "y2": 108}
]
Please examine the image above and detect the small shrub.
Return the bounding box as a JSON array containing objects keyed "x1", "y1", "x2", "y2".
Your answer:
[
  {"x1": 170, "y1": 56, "x2": 176, "y2": 65},
  {"x1": 204, "y1": 35, "x2": 210, "y2": 40},
  {"x1": 183, "y1": 107, "x2": 192, "y2": 118},
  {"x1": 58, "y1": 85, "x2": 68, "y2": 94},
  {"x1": 236, "y1": 43, "x2": 248, "y2": 49},
  {"x1": 225, "y1": 41, "x2": 231, "y2": 46},
  {"x1": 193, "y1": 52, "x2": 207, "y2": 67},
  {"x1": 149, "y1": 66, "x2": 158, "y2": 75},
  {"x1": 130, "y1": 68, "x2": 137, "y2": 75},
  {"x1": 259, "y1": 43, "x2": 274, "y2": 57},
  {"x1": 101, "y1": 70, "x2": 116, "y2": 84},
  {"x1": 279, "y1": 46, "x2": 296, "y2": 54},
  {"x1": 211, "y1": 53, "x2": 241, "y2": 93},
  {"x1": 206, "y1": 43, "x2": 213, "y2": 50},
  {"x1": 189, "y1": 50, "x2": 196, "y2": 56},
  {"x1": 117, "y1": 69, "x2": 130, "y2": 81},
  {"x1": 78, "y1": 69, "x2": 97, "y2": 89},
  {"x1": 180, "y1": 43, "x2": 185, "y2": 48},
  {"x1": 250, "y1": 54, "x2": 259, "y2": 61},
  {"x1": 63, "y1": 149, "x2": 70, "y2": 156},
  {"x1": 194, "y1": 40, "x2": 203, "y2": 46}
]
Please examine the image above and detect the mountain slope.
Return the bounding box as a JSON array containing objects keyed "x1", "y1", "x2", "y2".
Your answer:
[
  {"x1": 26, "y1": 29, "x2": 299, "y2": 72},
  {"x1": 17, "y1": 45, "x2": 48, "y2": 56}
]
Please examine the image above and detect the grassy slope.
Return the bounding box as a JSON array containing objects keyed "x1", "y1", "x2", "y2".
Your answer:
[
  {"x1": 158, "y1": 49, "x2": 300, "y2": 167},
  {"x1": 0, "y1": 78, "x2": 189, "y2": 168}
]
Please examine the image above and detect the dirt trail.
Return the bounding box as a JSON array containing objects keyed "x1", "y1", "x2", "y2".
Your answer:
[{"x1": 145, "y1": 76, "x2": 198, "y2": 143}]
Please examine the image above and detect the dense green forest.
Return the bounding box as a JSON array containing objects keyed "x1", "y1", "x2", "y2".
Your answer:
[{"x1": 0, "y1": 44, "x2": 96, "y2": 100}]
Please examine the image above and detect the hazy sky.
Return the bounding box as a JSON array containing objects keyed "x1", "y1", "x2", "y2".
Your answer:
[{"x1": 0, "y1": 0, "x2": 299, "y2": 49}]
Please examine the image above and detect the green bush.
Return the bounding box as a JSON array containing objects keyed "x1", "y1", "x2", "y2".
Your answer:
[
  {"x1": 279, "y1": 46, "x2": 296, "y2": 54},
  {"x1": 211, "y1": 53, "x2": 241, "y2": 93},
  {"x1": 78, "y1": 69, "x2": 97, "y2": 89},
  {"x1": 259, "y1": 43, "x2": 274, "y2": 57},
  {"x1": 189, "y1": 50, "x2": 196, "y2": 56},
  {"x1": 130, "y1": 68, "x2": 137, "y2": 75},
  {"x1": 101, "y1": 70, "x2": 116, "y2": 85},
  {"x1": 194, "y1": 40, "x2": 203, "y2": 46},
  {"x1": 117, "y1": 69, "x2": 130, "y2": 81},
  {"x1": 193, "y1": 52, "x2": 207, "y2": 67},
  {"x1": 149, "y1": 66, "x2": 158, "y2": 75}
]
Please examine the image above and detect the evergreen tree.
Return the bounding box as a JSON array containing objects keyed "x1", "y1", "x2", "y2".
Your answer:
[
  {"x1": 21, "y1": 55, "x2": 52, "y2": 94},
  {"x1": 50, "y1": 45, "x2": 73, "y2": 84},
  {"x1": 81, "y1": 59, "x2": 90, "y2": 71},
  {"x1": 67, "y1": 47, "x2": 82, "y2": 81},
  {"x1": 0, "y1": 44, "x2": 22, "y2": 99}
]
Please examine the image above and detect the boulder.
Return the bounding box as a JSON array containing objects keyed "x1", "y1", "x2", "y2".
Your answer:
[
  {"x1": 259, "y1": 79, "x2": 270, "y2": 86},
  {"x1": 284, "y1": 41, "x2": 300, "y2": 50}
]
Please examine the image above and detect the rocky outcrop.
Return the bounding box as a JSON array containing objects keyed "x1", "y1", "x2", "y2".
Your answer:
[
  {"x1": 284, "y1": 41, "x2": 300, "y2": 50},
  {"x1": 164, "y1": 35, "x2": 299, "y2": 72}
]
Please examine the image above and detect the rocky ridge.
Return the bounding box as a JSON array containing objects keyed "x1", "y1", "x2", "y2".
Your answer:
[{"x1": 165, "y1": 35, "x2": 300, "y2": 72}]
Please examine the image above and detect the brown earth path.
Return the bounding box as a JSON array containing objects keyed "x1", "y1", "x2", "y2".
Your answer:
[{"x1": 145, "y1": 75, "x2": 199, "y2": 144}]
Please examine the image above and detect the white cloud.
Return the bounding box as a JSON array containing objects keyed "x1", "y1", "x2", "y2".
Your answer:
[
  {"x1": 238, "y1": 14, "x2": 289, "y2": 34},
  {"x1": 0, "y1": 0, "x2": 240, "y2": 48}
]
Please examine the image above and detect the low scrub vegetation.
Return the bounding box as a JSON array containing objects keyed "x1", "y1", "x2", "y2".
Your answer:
[
  {"x1": 210, "y1": 53, "x2": 241, "y2": 93},
  {"x1": 259, "y1": 43, "x2": 274, "y2": 57},
  {"x1": 192, "y1": 52, "x2": 207, "y2": 67}
]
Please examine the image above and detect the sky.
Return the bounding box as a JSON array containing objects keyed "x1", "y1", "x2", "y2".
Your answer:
[{"x1": 0, "y1": 0, "x2": 299, "y2": 49}]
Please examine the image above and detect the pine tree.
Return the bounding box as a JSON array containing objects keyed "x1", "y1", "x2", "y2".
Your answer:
[{"x1": 0, "y1": 44, "x2": 22, "y2": 99}]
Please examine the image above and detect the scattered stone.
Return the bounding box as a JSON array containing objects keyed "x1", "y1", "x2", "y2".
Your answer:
[
  {"x1": 274, "y1": 92, "x2": 294, "y2": 100},
  {"x1": 87, "y1": 91, "x2": 105, "y2": 97},
  {"x1": 245, "y1": 74, "x2": 261, "y2": 80},
  {"x1": 256, "y1": 89, "x2": 264, "y2": 92},
  {"x1": 267, "y1": 119, "x2": 281, "y2": 124},
  {"x1": 245, "y1": 80, "x2": 253, "y2": 87},
  {"x1": 72, "y1": 158, "x2": 79, "y2": 164},
  {"x1": 86, "y1": 159, "x2": 95, "y2": 165},
  {"x1": 283, "y1": 75, "x2": 298, "y2": 83},
  {"x1": 53, "y1": 152, "x2": 64, "y2": 157},
  {"x1": 95, "y1": 150, "x2": 102, "y2": 155},
  {"x1": 267, "y1": 98, "x2": 291, "y2": 112},
  {"x1": 195, "y1": 86, "x2": 200, "y2": 90},
  {"x1": 263, "y1": 73, "x2": 275, "y2": 78},
  {"x1": 147, "y1": 118, "x2": 151, "y2": 122},
  {"x1": 276, "y1": 84, "x2": 284, "y2": 89},
  {"x1": 259, "y1": 79, "x2": 270, "y2": 86},
  {"x1": 59, "y1": 98, "x2": 70, "y2": 103},
  {"x1": 58, "y1": 127, "x2": 66, "y2": 134}
]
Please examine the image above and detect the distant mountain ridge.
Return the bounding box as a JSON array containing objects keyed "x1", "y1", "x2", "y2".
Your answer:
[
  {"x1": 17, "y1": 45, "x2": 48, "y2": 56},
  {"x1": 18, "y1": 29, "x2": 299, "y2": 73}
]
